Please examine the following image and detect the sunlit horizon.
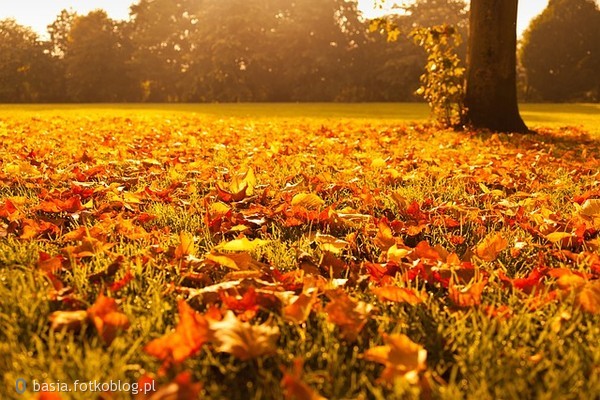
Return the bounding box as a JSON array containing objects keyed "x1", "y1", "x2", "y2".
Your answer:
[{"x1": 0, "y1": 0, "x2": 575, "y2": 39}]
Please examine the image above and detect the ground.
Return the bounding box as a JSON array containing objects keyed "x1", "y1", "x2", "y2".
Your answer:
[{"x1": 0, "y1": 104, "x2": 599, "y2": 399}]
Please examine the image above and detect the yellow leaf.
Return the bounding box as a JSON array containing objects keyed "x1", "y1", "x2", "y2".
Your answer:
[
  {"x1": 231, "y1": 167, "x2": 257, "y2": 196},
  {"x1": 205, "y1": 251, "x2": 261, "y2": 270},
  {"x1": 387, "y1": 245, "x2": 411, "y2": 262},
  {"x1": 175, "y1": 231, "x2": 195, "y2": 259},
  {"x1": 370, "y1": 157, "x2": 387, "y2": 168},
  {"x1": 580, "y1": 199, "x2": 600, "y2": 217},
  {"x1": 545, "y1": 231, "x2": 573, "y2": 244},
  {"x1": 291, "y1": 193, "x2": 325, "y2": 209},
  {"x1": 474, "y1": 233, "x2": 508, "y2": 261},
  {"x1": 215, "y1": 237, "x2": 268, "y2": 252},
  {"x1": 210, "y1": 202, "x2": 231, "y2": 215},
  {"x1": 364, "y1": 333, "x2": 427, "y2": 384}
]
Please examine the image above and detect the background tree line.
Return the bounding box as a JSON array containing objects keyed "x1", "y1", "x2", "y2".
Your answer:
[{"x1": 0, "y1": 0, "x2": 598, "y2": 103}]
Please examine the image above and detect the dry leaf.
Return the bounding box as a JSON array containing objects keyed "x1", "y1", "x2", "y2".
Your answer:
[
  {"x1": 372, "y1": 286, "x2": 425, "y2": 305},
  {"x1": 580, "y1": 199, "x2": 600, "y2": 217},
  {"x1": 575, "y1": 280, "x2": 600, "y2": 314},
  {"x1": 137, "y1": 372, "x2": 201, "y2": 400},
  {"x1": 144, "y1": 300, "x2": 211, "y2": 363},
  {"x1": 283, "y1": 289, "x2": 319, "y2": 324},
  {"x1": 364, "y1": 333, "x2": 427, "y2": 384},
  {"x1": 205, "y1": 251, "x2": 263, "y2": 270},
  {"x1": 214, "y1": 237, "x2": 269, "y2": 252},
  {"x1": 291, "y1": 193, "x2": 325, "y2": 209},
  {"x1": 313, "y1": 232, "x2": 348, "y2": 254},
  {"x1": 386, "y1": 245, "x2": 411, "y2": 262},
  {"x1": 474, "y1": 233, "x2": 508, "y2": 261},
  {"x1": 545, "y1": 231, "x2": 573, "y2": 245},
  {"x1": 325, "y1": 289, "x2": 372, "y2": 341},
  {"x1": 175, "y1": 231, "x2": 195, "y2": 259},
  {"x1": 210, "y1": 310, "x2": 280, "y2": 360},
  {"x1": 87, "y1": 293, "x2": 130, "y2": 345},
  {"x1": 281, "y1": 358, "x2": 327, "y2": 400},
  {"x1": 448, "y1": 279, "x2": 486, "y2": 307},
  {"x1": 49, "y1": 310, "x2": 88, "y2": 332}
]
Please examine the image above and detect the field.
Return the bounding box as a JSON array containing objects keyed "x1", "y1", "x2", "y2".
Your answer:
[{"x1": 1, "y1": 104, "x2": 599, "y2": 399}]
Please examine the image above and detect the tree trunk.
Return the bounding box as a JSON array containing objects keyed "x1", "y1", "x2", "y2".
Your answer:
[{"x1": 465, "y1": 0, "x2": 529, "y2": 132}]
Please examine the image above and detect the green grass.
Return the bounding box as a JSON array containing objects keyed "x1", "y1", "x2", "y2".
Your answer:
[
  {"x1": 0, "y1": 104, "x2": 599, "y2": 399},
  {"x1": 1, "y1": 102, "x2": 598, "y2": 133}
]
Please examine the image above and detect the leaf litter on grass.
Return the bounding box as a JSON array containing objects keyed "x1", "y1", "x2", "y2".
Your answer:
[{"x1": 0, "y1": 112, "x2": 599, "y2": 399}]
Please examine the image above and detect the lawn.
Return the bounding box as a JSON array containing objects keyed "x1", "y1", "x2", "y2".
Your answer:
[{"x1": 0, "y1": 104, "x2": 599, "y2": 399}]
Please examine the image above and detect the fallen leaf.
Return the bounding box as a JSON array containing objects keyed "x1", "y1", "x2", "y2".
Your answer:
[
  {"x1": 575, "y1": 280, "x2": 600, "y2": 314},
  {"x1": 372, "y1": 286, "x2": 425, "y2": 305},
  {"x1": 325, "y1": 289, "x2": 372, "y2": 341},
  {"x1": 205, "y1": 251, "x2": 264, "y2": 270},
  {"x1": 283, "y1": 289, "x2": 319, "y2": 324},
  {"x1": 364, "y1": 333, "x2": 427, "y2": 384},
  {"x1": 214, "y1": 237, "x2": 269, "y2": 252},
  {"x1": 210, "y1": 310, "x2": 280, "y2": 360},
  {"x1": 448, "y1": 279, "x2": 486, "y2": 307},
  {"x1": 474, "y1": 233, "x2": 508, "y2": 261},
  {"x1": 175, "y1": 231, "x2": 195, "y2": 259},
  {"x1": 49, "y1": 310, "x2": 88, "y2": 332},
  {"x1": 144, "y1": 300, "x2": 211, "y2": 363},
  {"x1": 580, "y1": 199, "x2": 600, "y2": 217},
  {"x1": 313, "y1": 232, "x2": 348, "y2": 254},
  {"x1": 545, "y1": 231, "x2": 573, "y2": 245},
  {"x1": 281, "y1": 358, "x2": 327, "y2": 400},
  {"x1": 136, "y1": 372, "x2": 201, "y2": 400},
  {"x1": 291, "y1": 193, "x2": 325, "y2": 209},
  {"x1": 87, "y1": 293, "x2": 130, "y2": 345}
]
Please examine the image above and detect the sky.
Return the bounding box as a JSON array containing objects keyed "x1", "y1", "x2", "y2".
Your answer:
[{"x1": 0, "y1": 0, "x2": 555, "y2": 38}]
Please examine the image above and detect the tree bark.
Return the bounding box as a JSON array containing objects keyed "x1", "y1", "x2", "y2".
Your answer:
[{"x1": 465, "y1": 0, "x2": 529, "y2": 132}]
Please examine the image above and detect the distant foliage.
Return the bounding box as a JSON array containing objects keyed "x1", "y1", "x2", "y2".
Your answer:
[
  {"x1": 520, "y1": 0, "x2": 600, "y2": 102},
  {"x1": 411, "y1": 25, "x2": 466, "y2": 128}
]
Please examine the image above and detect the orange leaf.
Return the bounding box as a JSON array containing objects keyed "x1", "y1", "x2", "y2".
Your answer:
[
  {"x1": 284, "y1": 289, "x2": 319, "y2": 324},
  {"x1": 364, "y1": 333, "x2": 427, "y2": 384},
  {"x1": 281, "y1": 358, "x2": 327, "y2": 400},
  {"x1": 372, "y1": 286, "x2": 425, "y2": 305},
  {"x1": 144, "y1": 300, "x2": 211, "y2": 363},
  {"x1": 136, "y1": 372, "x2": 201, "y2": 400},
  {"x1": 87, "y1": 293, "x2": 130, "y2": 345},
  {"x1": 474, "y1": 233, "x2": 508, "y2": 261},
  {"x1": 35, "y1": 393, "x2": 64, "y2": 400},
  {"x1": 575, "y1": 280, "x2": 600, "y2": 314},
  {"x1": 448, "y1": 279, "x2": 486, "y2": 307},
  {"x1": 36, "y1": 196, "x2": 82, "y2": 213},
  {"x1": 324, "y1": 289, "x2": 372, "y2": 341},
  {"x1": 375, "y1": 219, "x2": 396, "y2": 251}
]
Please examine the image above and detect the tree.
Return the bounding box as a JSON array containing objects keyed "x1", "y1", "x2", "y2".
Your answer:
[
  {"x1": 520, "y1": 0, "x2": 600, "y2": 102},
  {"x1": 129, "y1": 0, "x2": 201, "y2": 101},
  {"x1": 464, "y1": 0, "x2": 528, "y2": 132},
  {"x1": 65, "y1": 10, "x2": 137, "y2": 102},
  {"x1": 0, "y1": 19, "x2": 53, "y2": 102}
]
